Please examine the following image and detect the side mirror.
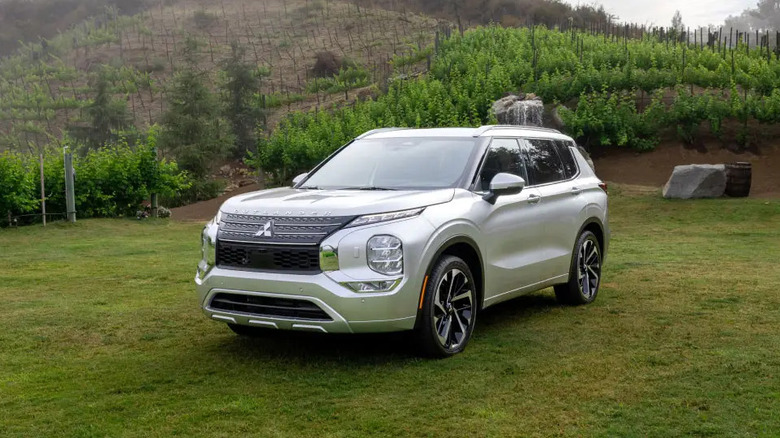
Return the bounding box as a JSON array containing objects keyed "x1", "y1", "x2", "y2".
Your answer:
[
  {"x1": 484, "y1": 173, "x2": 525, "y2": 204},
  {"x1": 292, "y1": 173, "x2": 308, "y2": 187}
]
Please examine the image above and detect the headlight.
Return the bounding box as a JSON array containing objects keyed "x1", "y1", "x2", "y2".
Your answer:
[
  {"x1": 367, "y1": 235, "x2": 403, "y2": 275},
  {"x1": 347, "y1": 208, "x2": 424, "y2": 228}
]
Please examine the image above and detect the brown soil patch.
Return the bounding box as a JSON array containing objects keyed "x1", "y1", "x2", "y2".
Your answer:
[{"x1": 593, "y1": 141, "x2": 780, "y2": 199}]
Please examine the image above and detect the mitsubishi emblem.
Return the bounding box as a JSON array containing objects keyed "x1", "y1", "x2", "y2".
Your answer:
[{"x1": 255, "y1": 220, "x2": 274, "y2": 238}]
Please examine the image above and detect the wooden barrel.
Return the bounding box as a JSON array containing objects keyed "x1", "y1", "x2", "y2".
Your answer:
[{"x1": 725, "y1": 162, "x2": 752, "y2": 198}]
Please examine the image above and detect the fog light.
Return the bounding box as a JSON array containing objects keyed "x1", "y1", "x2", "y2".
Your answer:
[{"x1": 342, "y1": 279, "x2": 401, "y2": 293}]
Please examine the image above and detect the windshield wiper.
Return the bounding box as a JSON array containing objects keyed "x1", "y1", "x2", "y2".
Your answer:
[
  {"x1": 298, "y1": 186, "x2": 321, "y2": 190},
  {"x1": 338, "y1": 186, "x2": 397, "y2": 191}
]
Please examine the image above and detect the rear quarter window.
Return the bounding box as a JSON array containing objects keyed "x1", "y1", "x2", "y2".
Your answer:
[{"x1": 554, "y1": 141, "x2": 579, "y2": 179}]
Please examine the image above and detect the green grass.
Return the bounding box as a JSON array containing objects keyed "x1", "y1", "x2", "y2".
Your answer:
[{"x1": 1, "y1": 191, "x2": 780, "y2": 437}]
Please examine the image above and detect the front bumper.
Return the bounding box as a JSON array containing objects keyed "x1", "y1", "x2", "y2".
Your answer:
[
  {"x1": 196, "y1": 268, "x2": 420, "y2": 333},
  {"x1": 196, "y1": 215, "x2": 436, "y2": 334}
]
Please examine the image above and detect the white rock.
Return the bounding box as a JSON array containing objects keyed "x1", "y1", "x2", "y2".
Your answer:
[{"x1": 663, "y1": 165, "x2": 727, "y2": 199}]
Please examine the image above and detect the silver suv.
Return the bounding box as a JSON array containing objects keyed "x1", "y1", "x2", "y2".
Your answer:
[{"x1": 196, "y1": 126, "x2": 609, "y2": 357}]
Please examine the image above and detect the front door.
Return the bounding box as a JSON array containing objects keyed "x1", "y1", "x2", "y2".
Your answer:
[{"x1": 473, "y1": 138, "x2": 548, "y2": 303}]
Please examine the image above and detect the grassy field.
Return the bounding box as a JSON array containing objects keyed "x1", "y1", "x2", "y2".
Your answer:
[{"x1": 1, "y1": 189, "x2": 779, "y2": 437}]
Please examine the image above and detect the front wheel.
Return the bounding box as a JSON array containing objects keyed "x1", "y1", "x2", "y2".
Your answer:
[
  {"x1": 415, "y1": 256, "x2": 478, "y2": 358},
  {"x1": 555, "y1": 230, "x2": 602, "y2": 305}
]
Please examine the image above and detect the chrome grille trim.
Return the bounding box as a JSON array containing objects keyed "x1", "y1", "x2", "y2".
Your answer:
[{"x1": 218, "y1": 214, "x2": 355, "y2": 246}]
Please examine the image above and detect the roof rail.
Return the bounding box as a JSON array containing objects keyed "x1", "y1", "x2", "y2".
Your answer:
[
  {"x1": 356, "y1": 127, "x2": 410, "y2": 139},
  {"x1": 472, "y1": 125, "x2": 562, "y2": 137}
]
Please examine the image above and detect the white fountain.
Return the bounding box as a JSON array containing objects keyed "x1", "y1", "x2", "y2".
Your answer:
[{"x1": 491, "y1": 94, "x2": 544, "y2": 127}]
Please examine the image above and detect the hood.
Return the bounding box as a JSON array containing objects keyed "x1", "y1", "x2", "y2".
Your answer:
[{"x1": 219, "y1": 188, "x2": 455, "y2": 217}]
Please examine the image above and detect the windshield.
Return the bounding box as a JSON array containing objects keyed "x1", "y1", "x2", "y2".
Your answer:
[{"x1": 300, "y1": 137, "x2": 481, "y2": 190}]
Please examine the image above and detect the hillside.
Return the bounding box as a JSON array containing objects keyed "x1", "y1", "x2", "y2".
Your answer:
[
  {"x1": 0, "y1": 0, "x2": 441, "y2": 152},
  {"x1": 352, "y1": 0, "x2": 609, "y2": 30},
  {"x1": 0, "y1": 0, "x2": 148, "y2": 56},
  {"x1": 3, "y1": 1, "x2": 780, "y2": 226},
  {"x1": 249, "y1": 24, "x2": 780, "y2": 190}
]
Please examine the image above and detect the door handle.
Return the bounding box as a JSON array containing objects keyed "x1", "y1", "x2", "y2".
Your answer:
[
  {"x1": 571, "y1": 187, "x2": 583, "y2": 195},
  {"x1": 528, "y1": 194, "x2": 541, "y2": 204}
]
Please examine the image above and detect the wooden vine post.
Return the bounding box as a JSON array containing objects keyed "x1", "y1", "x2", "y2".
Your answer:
[
  {"x1": 39, "y1": 153, "x2": 46, "y2": 227},
  {"x1": 64, "y1": 147, "x2": 76, "y2": 223}
]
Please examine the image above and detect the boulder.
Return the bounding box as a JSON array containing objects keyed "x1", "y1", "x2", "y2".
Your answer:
[
  {"x1": 550, "y1": 105, "x2": 566, "y2": 130},
  {"x1": 663, "y1": 165, "x2": 727, "y2": 199},
  {"x1": 491, "y1": 94, "x2": 543, "y2": 127},
  {"x1": 577, "y1": 146, "x2": 595, "y2": 172}
]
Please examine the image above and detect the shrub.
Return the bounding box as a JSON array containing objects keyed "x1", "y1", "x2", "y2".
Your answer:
[
  {"x1": 0, "y1": 129, "x2": 191, "y2": 225},
  {"x1": 311, "y1": 51, "x2": 344, "y2": 78},
  {"x1": 558, "y1": 89, "x2": 663, "y2": 150},
  {"x1": 193, "y1": 10, "x2": 219, "y2": 28},
  {"x1": 0, "y1": 152, "x2": 38, "y2": 225}
]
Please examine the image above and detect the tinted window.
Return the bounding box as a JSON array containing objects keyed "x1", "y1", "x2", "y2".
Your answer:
[
  {"x1": 554, "y1": 141, "x2": 579, "y2": 178},
  {"x1": 477, "y1": 139, "x2": 527, "y2": 191},
  {"x1": 523, "y1": 139, "x2": 566, "y2": 185},
  {"x1": 302, "y1": 137, "x2": 481, "y2": 190}
]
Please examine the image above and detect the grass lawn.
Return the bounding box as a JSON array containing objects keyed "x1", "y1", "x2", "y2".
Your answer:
[{"x1": 1, "y1": 189, "x2": 779, "y2": 437}]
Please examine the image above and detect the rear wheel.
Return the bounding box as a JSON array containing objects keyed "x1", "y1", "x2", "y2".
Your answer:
[
  {"x1": 555, "y1": 231, "x2": 602, "y2": 305},
  {"x1": 415, "y1": 256, "x2": 477, "y2": 358}
]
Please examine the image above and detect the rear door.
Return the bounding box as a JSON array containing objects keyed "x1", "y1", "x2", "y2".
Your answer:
[
  {"x1": 521, "y1": 138, "x2": 582, "y2": 280},
  {"x1": 474, "y1": 138, "x2": 547, "y2": 301}
]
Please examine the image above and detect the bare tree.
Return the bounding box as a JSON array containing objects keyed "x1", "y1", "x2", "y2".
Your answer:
[{"x1": 672, "y1": 10, "x2": 684, "y2": 32}]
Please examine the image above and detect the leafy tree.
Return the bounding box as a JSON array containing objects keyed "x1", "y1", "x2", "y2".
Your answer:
[
  {"x1": 753, "y1": 0, "x2": 780, "y2": 29},
  {"x1": 158, "y1": 50, "x2": 234, "y2": 178},
  {"x1": 219, "y1": 41, "x2": 263, "y2": 157},
  {"x1": 725, "y1": 0, "x2": 779, "y2": 31},
  {"x1": 83, "y1": 67, "x2": 132, "y2": 149}
]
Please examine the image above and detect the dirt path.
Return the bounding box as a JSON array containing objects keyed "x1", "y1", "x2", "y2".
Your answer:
[{"x1": 171, "y1": 184, "x2": 262, "y2": 222}]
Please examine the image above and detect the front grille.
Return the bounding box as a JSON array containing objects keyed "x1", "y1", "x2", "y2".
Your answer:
[
  {"x1": 210, "y1": 293, "x2": 332, "y2": 321},
  {"x1": 217, "y1": 241, "x2": 320, "y2": 273},
  {"x1": 218, "y1": 214, "x2": 355, "y2": 245}
]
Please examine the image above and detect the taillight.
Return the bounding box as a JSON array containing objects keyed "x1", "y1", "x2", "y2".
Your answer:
[{"x1": 598, "y1": 182, "x2": 608, "y2": 194}]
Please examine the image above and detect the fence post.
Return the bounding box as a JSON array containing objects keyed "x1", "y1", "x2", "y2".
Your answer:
[
  {"x1": 39, "y1": 153, "x2": 46, "y2": 227},
  {"x1": 151, "y1": 193, "x2": 158, "y2": 218},
  {"x1": 64, "y1": 147, "x2": 76, "y2": 223}
]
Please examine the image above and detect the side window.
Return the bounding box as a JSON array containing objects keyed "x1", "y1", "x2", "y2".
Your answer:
[
  {"x1": 554, "y1": 141, "x2": 579, "y2": 179},
  {"x1": 477, "y1": 138, "x2": 527, "y2": 191},
  {"x1": 523, "y1": 139, "x2": 566, "y2": 185}
]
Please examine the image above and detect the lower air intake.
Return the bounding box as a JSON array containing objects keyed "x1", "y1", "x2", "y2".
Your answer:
[{"x1": 209, "y1": 293, "x2": 332, "y2": 321}]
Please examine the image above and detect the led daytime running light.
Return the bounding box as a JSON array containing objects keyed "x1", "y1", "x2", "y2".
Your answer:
[{"x1": 348, "y1": 208, "x2": 424, "y2": 228}]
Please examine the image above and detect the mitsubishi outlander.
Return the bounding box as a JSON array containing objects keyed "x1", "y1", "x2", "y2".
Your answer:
[{"x1": 196, "y1": 126, "x2": 609, "y2": 357}]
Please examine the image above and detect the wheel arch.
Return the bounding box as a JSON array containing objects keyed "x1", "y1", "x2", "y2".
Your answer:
[
  {"x1": 578, "y1": 217, "x2": 605, "y2": 255},
  {"x1": 415, "y1": 236, "x2": 485, "y2": 327}
]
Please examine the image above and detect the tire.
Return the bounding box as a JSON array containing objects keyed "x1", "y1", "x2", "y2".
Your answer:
[
  {"x1": 227, "y1": 323, "x2": 268, "y2": 337},
  {"x1": 415, "y1": 256, "x2": 478, "y2": 358},
  {"x1": 555, "y1": 230, "x2": 602, "y2": 305}
]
